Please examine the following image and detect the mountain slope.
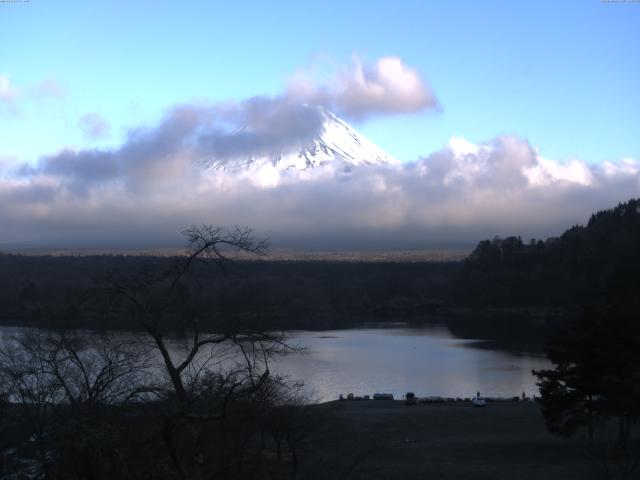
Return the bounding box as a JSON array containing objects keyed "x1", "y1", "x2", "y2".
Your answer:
[{"x1": 205, "y1": 109, "x2": 399, "y2": 173}]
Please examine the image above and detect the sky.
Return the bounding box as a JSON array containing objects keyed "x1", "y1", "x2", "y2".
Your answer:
[{"x1": 0, "y1": 1, "x2": 639, "y2": 250}]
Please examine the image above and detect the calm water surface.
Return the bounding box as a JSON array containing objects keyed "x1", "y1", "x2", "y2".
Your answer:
[
  {"x1": 272, "y1": 324, "x2": 550, "y2": 402},
  {"x1": 0, "y1": 324, "x2": 550, "y2": 403}
]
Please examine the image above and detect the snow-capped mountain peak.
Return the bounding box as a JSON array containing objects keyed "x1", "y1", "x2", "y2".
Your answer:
[{"x1": 205, "y1": 109, "x2": 399, "y2": 173}]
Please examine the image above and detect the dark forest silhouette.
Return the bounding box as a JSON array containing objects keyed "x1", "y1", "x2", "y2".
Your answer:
[{"x1": 1, "y1": 199, "x2": 639, "y2": 336}]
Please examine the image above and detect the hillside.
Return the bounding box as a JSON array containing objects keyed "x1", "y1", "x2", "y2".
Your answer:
[{"x1": 461, "y1": 198, "x2": 640, "y2": 307}]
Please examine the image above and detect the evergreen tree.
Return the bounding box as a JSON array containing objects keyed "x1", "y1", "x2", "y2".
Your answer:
[{"x1": 533, "y1": 308, "x2": 640, "y2": 447}]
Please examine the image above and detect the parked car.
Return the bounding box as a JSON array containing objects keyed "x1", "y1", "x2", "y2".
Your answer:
[
  {"x1": 472, "y1": 397, "x2": 486, "y2": 407},
  {"x1": 419, "y1": 396, "x2": 446, "y2": 403},
  {"x1": 373, "y1": 393, "x2": 394, "y2": 400}
]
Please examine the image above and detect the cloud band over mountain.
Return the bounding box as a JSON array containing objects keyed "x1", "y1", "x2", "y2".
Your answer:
[{"x1": 1, "y1": 100, "x2": 638, "y2": 250}]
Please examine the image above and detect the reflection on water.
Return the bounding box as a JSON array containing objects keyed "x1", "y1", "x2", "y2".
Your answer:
[
  {"x1": 0, "y1": 323, "x2": 550, "y2": 403},
  {"x1": 271, "y1": 324, "x2": 550, "y2": 402}
]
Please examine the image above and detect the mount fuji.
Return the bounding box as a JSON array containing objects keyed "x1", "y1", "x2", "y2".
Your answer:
[{"x1": 204, "y1": 109, "x2": 399, "y2": 174}]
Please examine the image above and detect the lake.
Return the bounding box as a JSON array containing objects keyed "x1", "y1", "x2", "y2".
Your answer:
[
  {"x1": 0, "y1": 323, "x2": 550, "y2": 403},
  {"x1": 271, "y1": 324, "x2": 550, "y2": 402}
]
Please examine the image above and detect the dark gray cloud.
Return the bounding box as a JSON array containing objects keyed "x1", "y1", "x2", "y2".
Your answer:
[
  {"x1": 0, "y1": 182, "x2": 57, "y2": 204},
  {"x1": 28, "y1": 98, "x2": 325, "y2": 194},
  {"x1": 197, "y1": 98, "x2": 324, "y2": 164}
]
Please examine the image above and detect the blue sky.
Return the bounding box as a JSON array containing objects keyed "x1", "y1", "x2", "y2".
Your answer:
[{"x1": 1, "y1": 0, "x2": 638, "y2": 166}]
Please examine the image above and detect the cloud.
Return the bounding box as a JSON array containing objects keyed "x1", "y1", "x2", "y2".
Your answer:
[
  {"x1": 196, "y1": 97, "x2": 325, "y2": 164},
  {"x1": 78, "y1": 113, "x2": 111, "y2": 140},
  {"x1": 14, "y1": 98, "x2": 324, "y2": 197},
  {"x1": 287, "y1": 56, "x2": 440, "y2": 120},
  {"x1": 33, "y1": 79, "x2": 67, "y2": 99},
  {"x1": 0, "y1": 75, "x2": 66, "y2": 114},
  {"x1": 5, "y1": 59, "x2": 636, "y2": 250},
  {"x1": 2, "y1": 111, "x2": 639, "y2": 250},
  {"x1": 0, "y1": 74, "x2": 19, "y2": 113}
]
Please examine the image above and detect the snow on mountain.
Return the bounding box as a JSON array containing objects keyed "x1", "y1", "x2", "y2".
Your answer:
[{"x1": 205, "y1": 109, "x2": 399, "y2": 174}]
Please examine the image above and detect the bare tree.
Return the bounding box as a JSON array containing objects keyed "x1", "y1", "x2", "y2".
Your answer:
[
  {"x1": 261, "y1": 383, "x2": 322, "y2": 480},
  {"x1": 0, "y1": 329, "x2": 153, "y2": 479},
  {"x1": 0, "y1": 226, "x2": 308, "y2": 480},
  {"x1": 106, "y1": 225, "x2": 299, "y2": 479}
]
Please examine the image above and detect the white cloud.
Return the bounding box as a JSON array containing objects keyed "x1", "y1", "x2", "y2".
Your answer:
[
  {"x1": 601, "y1": 158, "x2": 640, "y2": 177},
  {"x1": 0, "y1": 74, "x2": 19, "y2": 113},
  {"x1": 525, "y1": 157, "x2": 594, "y2": 186},
  {"x1": 287, "y1": 56, "x2": 440, "y2": 120}
]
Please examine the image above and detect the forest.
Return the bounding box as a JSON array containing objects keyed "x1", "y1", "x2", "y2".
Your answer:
[{"x1": 1, "y1": 199, "x2": 638, "y2": 335}]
